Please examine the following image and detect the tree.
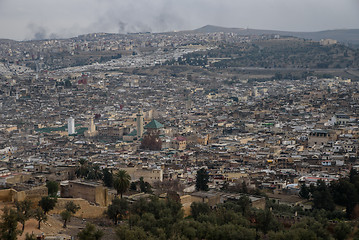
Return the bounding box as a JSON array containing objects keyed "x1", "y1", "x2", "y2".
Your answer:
[
  {"x1": 87, "y1": 164, "x2": 103, "y2": 180},
  {"x1": 77, "y1": 223, "x2": 104, "y2": 240},
  {"x1": 64, "y1": 79, "x2": 72, "y2": 88},
  {"x1": 0, "y1": 207, "x2": 21, "y2": 240},
  {"x1": 196, "y1": 168, "x2": 209, "y2": 191},
  {"x1": 106, "y1": 198, "x2": 128, "y2": 225},
  {"x1": 237, "y1": 196, "x2": 252, "y2": 217},
  {"x1": 116, "y1": 225, "x2": 153, "y2": 240},
  {"x1": 330, "y1": 178, "x2": 359, "y2": 218},
  {"x1": 76, "y1": 159, "x2": 89, "y2": 178},
  {"x1": 256, "y1": 209, "x2": 281, "y2": 234},
  {"x1": 241, "y1": 181, "x2": 248, "y2": 194},
  {"x1": 114, "y1": 170, "x2": 131, "y2": 198},
  {"x1": 103, "y1": 168, "x2": 114, "y2": 188},
  {"x1": 129, "y1": 196, "x2": 183, "y2": 237},
  {"x1": 60, "y1": 210, "x2": 72, "y2": 228},
  {"x1": 38, "y1": 196, "x2": 57, "y2": 214},
  {"x1": 291, "y1": 217, "x2": 330, "y2": 239},
  {"x1": 65, "y1": 201, "x2": 81, "y2": 214},
  {"x1": 130, "y1": 182, "x2": 137, "y2": 191},
  {"x1": 349, "y1": 168, "x2": 359, "y2": 184},
  {"x1": 34, "y1": 207, "x2": 47, "y2": 229},
  {"x1": 15, "y1": 199, "x2": 33, "y2": 233},
  {"x1": 139, "y1": 177, "x2": 152, "y2": 193},
  {"x1": 60, "y1": 201, "x2": 80, "y2": 228},
  {"x1": 299, "y1": 183, "x2": 310, "y2": 199},
  {"x1": 76, "y1": 160, "x2": 104, "y2": 181},
  {"x1": 25, "y1": 233, "x2": 37, "y2": 240},
  {"x1": 312, "y1": 180, "x2": 335, "y2": 211},
  {"x1": 46, "y1": 181, "x2": 59, "y2": 197},
  {"x1": 190, "y1": 202, "x2": 210, "y2": 220},
  {"x1": 333, "y1": 222, "x2": 352, "y2": 240},
  {"x1": 268, "y1": 229, "x2": 316, "y2": 240}
]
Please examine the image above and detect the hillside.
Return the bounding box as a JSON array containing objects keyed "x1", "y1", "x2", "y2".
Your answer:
[
  {"x1": 164, "y1": 38, "x2": 359, "y2": 70},
  {"x1": 193, "y1": 25, "x2": 359, "y2": 45}
]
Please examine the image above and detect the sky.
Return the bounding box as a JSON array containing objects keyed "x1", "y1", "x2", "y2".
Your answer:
[{"x1": 0, "y1": 0, "x2": 358, "y2": 40}]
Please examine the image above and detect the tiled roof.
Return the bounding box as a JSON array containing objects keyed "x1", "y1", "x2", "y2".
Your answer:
[{"x1": 144, "y1": 120, "x2": 164, "y2": 129}]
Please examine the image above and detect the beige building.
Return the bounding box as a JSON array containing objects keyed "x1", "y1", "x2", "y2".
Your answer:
[
  {"x1": 0, "y1": 185, "x2": 48, "y2": 202},
  {"x1": 308, "y1": 130, "x2": 335, "y2": 146},
  {"x1": 320, "y1": 39, "x2": 337, "y2": 45},
  {"x1": 118, "y1": 167, "x2": 163, "y2": 184},
  {"x1": 181, "y1": 191, "x2": 266, "y2": 217},
  {"x1": 61, "y1": 180, "x2": 110, "y2": 206},
  {"x1": 84, "y1": 117, "x2": 98, "y2": 137},
  {"x1": 172, "y1": 136, "x2": 187, "y2": 150},
  {"x1": 181, "y1": 192, "x2": 221, "y2": 216},
  {"x1": 190, "y1": 191, "x2": 221, "y2": 207}
]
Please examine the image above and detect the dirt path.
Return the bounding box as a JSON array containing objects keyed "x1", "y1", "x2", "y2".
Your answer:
[{"x1": 1, "y1": 202, "x2": 116, "y2": 239}]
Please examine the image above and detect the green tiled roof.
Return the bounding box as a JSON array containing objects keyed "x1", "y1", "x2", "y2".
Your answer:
[
  {"x1": 36, "y1": 125, "x2": 67, "y2": 133},
  {"x1": 76, "y1": 127, "x2": 88, "y2": 135},
  {"x1": 144, "y1": 120, "x2": 164, "y2": 129},
  {"x1": 128, "y1": 129, "x2": 137, "y2": 136},
  {"x1": 35, "y1": 124, "x2": 83, "y2": 134}
]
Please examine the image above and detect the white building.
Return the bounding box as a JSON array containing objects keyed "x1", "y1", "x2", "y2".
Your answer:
[
  {"x1": 68, "y1": 117, "x2": 75, "y2": 135},
  {"x1": 330, "y1": 114, "x2": 350, "y2": 125}
]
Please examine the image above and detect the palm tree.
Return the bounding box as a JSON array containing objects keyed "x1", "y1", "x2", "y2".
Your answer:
[
  {"x1": 76, "y1": 159, "x2": 89, "y2": 178},
  {"x1": 88, "y1": 164, "x2": 103, "y2": 180},
  {"x1": 113, "y1": 170, "x2": 131, "y2": 198}
]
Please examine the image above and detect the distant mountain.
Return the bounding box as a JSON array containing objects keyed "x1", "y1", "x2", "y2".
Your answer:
[
  {"x1": 1, "y1": 25, "x2": 358, "y2": 45},
  {"x1": 192, "y1": 25, "x2": 359, "y2": 45}
]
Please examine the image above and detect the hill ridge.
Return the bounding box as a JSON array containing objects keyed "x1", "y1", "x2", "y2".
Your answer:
[{"x1": 191, "y1": 25, "x2": 359, "y2": 44}]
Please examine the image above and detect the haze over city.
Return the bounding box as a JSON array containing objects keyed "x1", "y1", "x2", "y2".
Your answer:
[{"x1": 0, "y1": 0, "x2": 359, "y2": 40}]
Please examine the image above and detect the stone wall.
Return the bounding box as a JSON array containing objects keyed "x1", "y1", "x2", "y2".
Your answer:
[
  {"x1": 6, "y1": 174, "x2": 32, "y2": 185},
  {"x1": 0, "y1": 189, "x2": 16, "y2": 202},
  {"x1": 24, "y1": 185, "x2": 48, "y2": 202},
  {"x1": 0, "y1": 187, "x2": 45, "y2": 202},
  {"x1": 50, "y1": 198, "x2": 106, "y2": 219},
  {"x1": 62, "y1": 180, "x2": 110, "y2": 206},
  {"x1": 180, "y1": 195, "x2": 193, "y2": 217}
]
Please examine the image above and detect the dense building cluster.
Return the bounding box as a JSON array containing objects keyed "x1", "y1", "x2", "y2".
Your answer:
[{"x1": 0, "y1": 31, "x2": 359, "y2": 239}]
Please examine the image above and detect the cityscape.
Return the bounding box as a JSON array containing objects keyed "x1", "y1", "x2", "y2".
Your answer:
[{"x1": 1, "y1": 2, "x2": 359, "y2": 239}]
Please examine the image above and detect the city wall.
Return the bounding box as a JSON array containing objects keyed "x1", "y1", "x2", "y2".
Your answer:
[{"x1": 50, "y1": 198, "x2": 106, "y2": 218}]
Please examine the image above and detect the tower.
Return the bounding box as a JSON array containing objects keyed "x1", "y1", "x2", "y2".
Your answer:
[
  {"x1": 84, "y1": 116, "x2": 97, "y2": 137},
  {"x1": 89, "y1": 117, "x2": 96, "y2": 133},
  {"x1": 68, "y1": 117, "x2": 75, "y2": 135},
  {"x1": 136, "y1": 109, "x2": 144, "y2": 139}
]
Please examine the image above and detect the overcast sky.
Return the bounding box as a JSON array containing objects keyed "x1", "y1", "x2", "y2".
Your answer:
[{"x1": 0, "y1": 0, "x2": 358, "y2": 40}]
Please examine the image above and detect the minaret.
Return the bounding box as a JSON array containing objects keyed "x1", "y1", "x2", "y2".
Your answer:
[
  {"x1": 136, "y1": 109, "x2": 144, "y2": 139},
  {"x1": 89, "y1": 117, "x2": 96, "y2": 133},
  {"x1": 68, "y1": 117, "x2": 75, "y2": 135},
  {"x1": 85, "y1": 116, "x2": 97, "y2": 137}
]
